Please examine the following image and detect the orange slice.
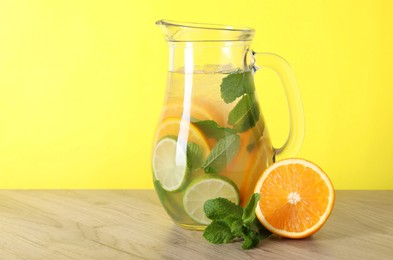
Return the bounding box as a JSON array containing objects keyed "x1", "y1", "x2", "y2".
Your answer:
[
  {"x1": 254, "y1": 158, "x2": 335, "y2": 239},
  {"x1": 239, "y1": 136, "x2": 274, "y2": 206},
  {"x1": 219, "y1": 130, "x2": 254, "y2": 188},
  {"x1": 154, "y1": 117, "x2": 210, "y2": 159},
  {"x1": 162, "y1": 98, "x2": 225, "y2": 126},
  {"x1": 161, "y1": 99, "x2": 226, "y2": 148},
  {"x1": 221, "y1": 120, "x2": 273, "y2": 205}
]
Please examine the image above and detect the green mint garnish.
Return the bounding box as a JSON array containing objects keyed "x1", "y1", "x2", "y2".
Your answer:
[
  {"x1": 242, "y1": 229, "x2": 260, "y2": 249},
  {"x1": 204, "y1": 197, "x2": 243, "y2": 220},
  {"x1": 220, "y1": 71, "x2": 255, "y2": 103},
  {"x1": 242, "y1": 191, "x2": 259, "y2": 225},
  {"x1": 229, "y1": 218, "x2": 244, "y2": 236},
  {"x1": 228, "y1": 94, "x2": 260, "y2": 132},
  {"x1": 203, "y1": 220, "x2": 234, "y2": 244},
  {"x1": 191, "y1": 119, "x2": 236, "y2": 140},
  {"x1": 202, "y1": 193, "x2": 272, "y2": 250},
  {"x1": 220, "y1": 70, "x2": 260, "y2": 132},
  {"x1": 186, "y1": 142, "x2": 203, "y2": 170},
  {"x1": 202, "y1": 134, "x2": 240, "y2": 174},
  {"x1": 190, "y1": 70, "x2": 262, "y2": 169}
]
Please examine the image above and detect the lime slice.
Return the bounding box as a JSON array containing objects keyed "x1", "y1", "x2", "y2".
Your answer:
[
  {"x1": 183, "y1": 175, "x2": 240, "y2": 224},
  {"x1": 153, "y1": 137, "x2": 188, "y2": 192}
]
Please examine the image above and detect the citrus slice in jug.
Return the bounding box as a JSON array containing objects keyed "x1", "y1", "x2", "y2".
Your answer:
[
  {"x1": 155, "y1": 117, "x2": 210, "y2": 158},
  {"x1": 152, "y1": 137, "x2": 189, "y2": 192},
  {"x1": 183, "y1": 175, "x2": 240, "y2": 225},
  {"x1": 162, "y1": 99, "x2": 225, "y2": 126},
  {"x1": 254, "y1": 158, "x2": 335, "y2": 238},
  {"x1": 153, "y1": 118, "x2": 211, "y2": 191}
]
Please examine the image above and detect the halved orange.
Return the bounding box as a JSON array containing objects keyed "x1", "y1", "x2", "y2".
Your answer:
[{"x1": 254, "y1": 158, "x2": 335, "y2": 239}]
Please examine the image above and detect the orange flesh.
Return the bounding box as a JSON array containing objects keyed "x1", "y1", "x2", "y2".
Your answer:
[{"x1": 259, "y1": 164, "x2": 330, "y2": 232}]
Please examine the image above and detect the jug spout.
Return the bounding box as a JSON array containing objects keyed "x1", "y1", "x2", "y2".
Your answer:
[{"x1": 156, "y1": 19, "x2": 255, "y2": 42}]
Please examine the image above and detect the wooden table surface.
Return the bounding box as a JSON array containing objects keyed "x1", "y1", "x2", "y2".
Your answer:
[{"x1": 0, "y1": 190, "x2": 392, "y2": 259}]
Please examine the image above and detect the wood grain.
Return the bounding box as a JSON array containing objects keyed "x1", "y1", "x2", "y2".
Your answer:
[{"x1": 0, "y1": 190, "x2": 392, "y2": 259}]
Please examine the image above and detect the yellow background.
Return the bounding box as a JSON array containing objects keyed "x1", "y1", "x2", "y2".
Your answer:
[{"x1": 0, "y1": 0, "x2": 392, "y2": 189}]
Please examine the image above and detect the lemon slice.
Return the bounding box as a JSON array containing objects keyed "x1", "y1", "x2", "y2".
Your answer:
[
  {"x1": 183, "y1": 175, "x2": 240, "y2": 225},
  {"x1": 153, "y1": 137, "x2": 188, "y2": 192}
]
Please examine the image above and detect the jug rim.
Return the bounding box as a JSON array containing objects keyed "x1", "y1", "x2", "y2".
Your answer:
[
  {"x1": 156, "y1": 19, "x2": 255, "y2": 42},
  {"x1": 156, "y1": 19, "x2": 255, "y2": 33}
]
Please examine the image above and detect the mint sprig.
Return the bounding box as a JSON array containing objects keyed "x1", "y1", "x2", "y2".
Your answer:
[
  {"x1": 220, "y1": 71, "x2": 261, "y2": 132},
  {"x1": 203, "y1": 193, "x2": 272, "y2": 250},
  {"x1": 188, "y1": 70, "x2": 262, "y2": 175},
  {"x1": 202, "y1": 134, "x2": 240, "y2": 174},
  {"x1": 228, "y1": 94, "x2": 260, "y2": 133},
  {"x1": 220, "y1": 71, "x2": 255, "y2": 103},
  {"x1": 242, "y1": 190, "x2": 260, "y2": 225},
  {"x1": 204, "y1": 197, "x2": 243, "y2": 220},
  {"x1": 203, "y1": 220, "x2": 234, "y2": 244},
  {"x1": 191, "y1": 119, "x2": 236, "y2": 140}
]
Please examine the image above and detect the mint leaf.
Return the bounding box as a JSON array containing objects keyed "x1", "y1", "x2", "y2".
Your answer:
[
  {"x1": 228, "y1": 94, "x2": 260, "y2": 133},
  {"x1": 192, "y1": 119, "x2": 235, "y2": 140},
  {"x1": 242, "y1": 234, "x2": 253, "y2": 250},
  {"x1": 203, "y1": 220, "x2": 234, "y2": 244},
  {"x1": 221, "y1": 71, "x2": 255, "y2": 103},
  {"x1": 204, "y1": 198, "x2": 243, "y2": 220},
  {"x1": 230, "y1": 219, "x2": 244, "y2": 236},
  {"x1": 202, "y1": 134, "x2": 240, "y2": 174},
  {"x1": 186, "y1": 142, "x2": 203, "y2": 170},
  {"x1": 241, "y1": 229, "x2": 260, "y2": 250},
  {"x1": 202, "y1": 193, "x2": 270, "y2": 250},
  {"x1": 242, "y1": 193, "x2": 260, "y2": 226},
  {"x1": 220, "y1": 216, "x2": 243, "y2": 236}
]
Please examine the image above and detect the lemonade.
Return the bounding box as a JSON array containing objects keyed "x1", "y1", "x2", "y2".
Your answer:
[{"x1": 152, "y1": 69, "x2": 275, "y2": 230}]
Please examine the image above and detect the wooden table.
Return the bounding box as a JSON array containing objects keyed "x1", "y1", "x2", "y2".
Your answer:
[{"x1": 0, "y1": 190, "x2": 392, "y2": 259}]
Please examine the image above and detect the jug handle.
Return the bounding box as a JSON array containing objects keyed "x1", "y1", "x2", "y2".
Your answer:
[{"x1": 252, "y1": 52, "x2": 305, "y2": 160}]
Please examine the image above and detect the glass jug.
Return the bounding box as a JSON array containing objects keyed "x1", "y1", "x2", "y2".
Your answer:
[{"x1": 152, "y1": 20, "x2": 304, "y2": 230}]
